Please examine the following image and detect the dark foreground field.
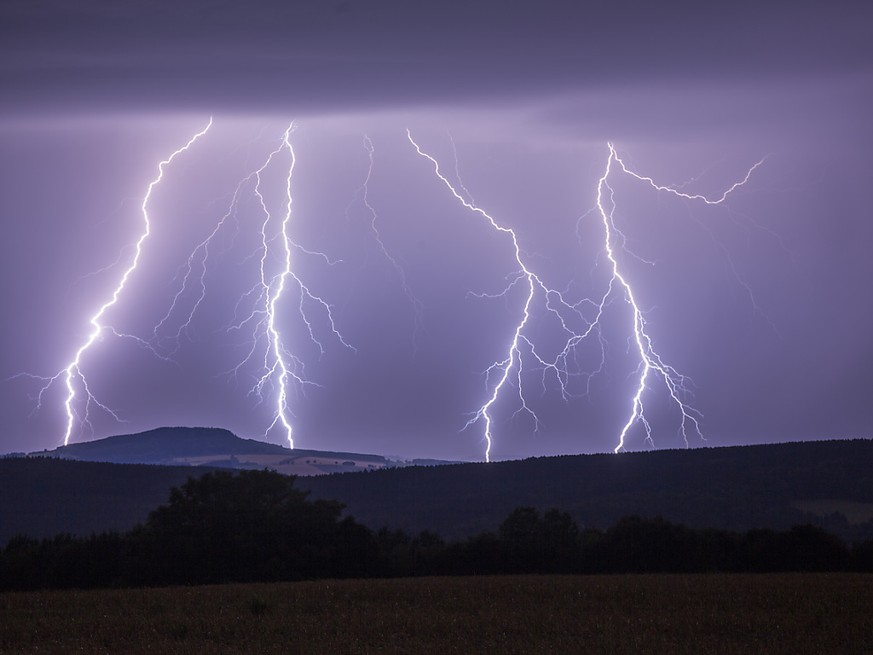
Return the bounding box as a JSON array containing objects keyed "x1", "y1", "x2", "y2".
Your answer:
[{"x1": 1, "y1": 574, "x2": 871, "y2": 654}]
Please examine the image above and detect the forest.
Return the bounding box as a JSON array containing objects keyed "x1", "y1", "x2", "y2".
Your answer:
[
  {"x1": 4, "y1": 438, "x2": 873, "y2": 547},
  {"x1": 1, "y1": 470, "x2": 870, "y2": 590}
]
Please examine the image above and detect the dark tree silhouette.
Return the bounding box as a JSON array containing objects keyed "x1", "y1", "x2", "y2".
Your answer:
[
  {"x1": 134, "y1": 470, "x2": 372, "y2": 584},
  {"x1": 1, "y1": 480, "x2": 867, "y2": 590}
]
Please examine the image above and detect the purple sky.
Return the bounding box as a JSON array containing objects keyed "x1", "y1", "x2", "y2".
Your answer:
[{"x1": 1, "y1": 1, "x2": 872, "y2": 461}]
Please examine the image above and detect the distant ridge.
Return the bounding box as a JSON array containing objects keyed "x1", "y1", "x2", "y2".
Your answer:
[
  {"x1": 47, "y1": 427, "x2": 289, "y2": 463},
  {"x1": 38, "y1": 426, "x2": 458, "y2": 476},
  {"x1": 300, "y1": 439, "x2": 873, "y2": 541},
  {"x1": 3, "y1": 437, "x2": 870, "y2": 546}
]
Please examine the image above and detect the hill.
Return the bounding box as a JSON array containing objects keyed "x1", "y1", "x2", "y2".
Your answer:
[
  {"x1": 2, "y1": 438, "x2": 871, "y2": 545},
  {"x1": 300, "y1": 439, "x2": 873, "y2": 541},
  {"x1": 38, "y1": 426, "x2": 439, "y2": 476}
]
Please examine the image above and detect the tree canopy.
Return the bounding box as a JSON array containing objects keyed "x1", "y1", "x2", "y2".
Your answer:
[{"x1": 133, "y1": 470, "x2": 374, "y2": 584}]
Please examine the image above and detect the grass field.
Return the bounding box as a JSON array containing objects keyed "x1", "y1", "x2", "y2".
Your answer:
[{"x1": 1, "y1": 574, "x2": 871, "y2": 654}]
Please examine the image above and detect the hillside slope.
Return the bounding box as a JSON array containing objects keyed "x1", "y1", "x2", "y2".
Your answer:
[
  {"x1": 3, "y1": 439, "x2": 871, "y2": 545},
  {"x1": 301, "y1": 439, "x2": 873, "y2": 541},
  {"x1": 42, "y1": 426, "x2": 402, "y2": 476}
]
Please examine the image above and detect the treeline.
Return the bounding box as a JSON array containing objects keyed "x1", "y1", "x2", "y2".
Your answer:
[
  {"x1": 301, "y1": 439, "x2": 873, "y2": 543},
  {"x1": 1, "y1": 470, "x2": 871, "y2": 590}
]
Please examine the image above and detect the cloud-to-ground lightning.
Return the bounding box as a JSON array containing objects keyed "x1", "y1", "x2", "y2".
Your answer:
[
  {"x1": 409, "y1": 131, "x2": 765, "y2": 460},
  {"x1": 150, "y1": 123, "x2": 353, "y2": 448},
  {"x1": 408, "y1": 130, "x2": 601, "y2": 462},
  {"x1": 590, "y1": 143, "x2": 765, "y2": 453},
  {"x1": 255, "y1": 125, "x2": 299, "y2": 447},
  {"x1": 13, "y1": 119, "x2": 765, "y2": 459},
  {"x1": 30, "y1": 119, "x2": 213, "y2": 445},
  {"x1": 243, "y1": 125, "x2": 354, "y2": 447}
]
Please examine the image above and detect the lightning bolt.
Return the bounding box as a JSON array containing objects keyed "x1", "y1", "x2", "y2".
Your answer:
[
  {"x1": 592, "y1": 143, "x2": 766, "y2": 453},
  {"x1": 408, "y1": 130, "x2": 599, "y2": 462},
  {"x1": 168, "y1": 123, "x2": 348, "y2": 448},
  {"x1": 152, "y1": 130, "x2": 294, "y2": 358},
  {"x1": 30, "y1": 119, "x2": 213, "y2": 445},
  {"x1": 15, "y1": 120, "x2": 764, "y2": 459},
  {"x1": 255, "y1": 125, "x2": 299, "y2": 447},
  {"x1": 144, "y1": 123, "x2": 353, "y2": 449},
  {"x1": 409, "y1": 131, "x2": 764, "y2": 461}
]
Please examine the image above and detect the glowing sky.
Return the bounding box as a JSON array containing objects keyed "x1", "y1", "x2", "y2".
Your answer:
[{"x1": 1, "y1": 0, "x2": 871, "y2": 460}]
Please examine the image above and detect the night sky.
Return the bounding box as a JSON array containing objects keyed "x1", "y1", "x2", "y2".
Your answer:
[{"x1": 1, "y1": 1, "x2": 871, "y2": 461}]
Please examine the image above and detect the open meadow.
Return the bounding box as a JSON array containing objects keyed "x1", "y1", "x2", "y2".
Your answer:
[{"x1": 1, "y1": 574, "x2": 871, "y2": 654}]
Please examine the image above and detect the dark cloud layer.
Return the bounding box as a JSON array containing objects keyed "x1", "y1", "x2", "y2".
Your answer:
[{"x1": 3, "y1": 0, "x2": 871, "y2": 115}]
